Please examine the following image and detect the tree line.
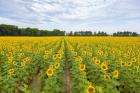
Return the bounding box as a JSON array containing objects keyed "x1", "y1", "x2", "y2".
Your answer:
[
  {"x1": 0, "y1": 24, "x2": 65, "y2": 36},
  {"x1": 67, "y1": 31, "x2": 138, "y2": 36},
  {"x1": 67, "y1": 31, "x2": 108, "y2": 36},
  {"x1": 0, "y1": 24, "x2": 139, "y2": 36},
  {"x1": 113, "y1": 31, "x2": 138, "y2": 36}
]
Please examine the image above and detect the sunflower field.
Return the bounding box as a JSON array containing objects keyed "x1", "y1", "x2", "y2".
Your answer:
[{"x1": 0, "y1": 37, "x2": 140, "y2": 93}]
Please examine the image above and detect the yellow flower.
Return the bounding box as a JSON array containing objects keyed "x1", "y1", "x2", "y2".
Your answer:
[
  {"x1": 138, "y1": 60, "x2": 140, "y2": 64},
  {"x1": 113, "y1": 70, "x2": 119, "y2": 79},
  {"x1": 49, "y1": 64, "x2": 54, "y2": 69},
  {"x1": 53, "y1": 54, "x2": 57, "y2": 60},
  {"x1": 12, "y1": 61, "x2": 18, "y2": 66},
  {"x1": 86, "y1": 85, "x2": 95, "y2": 93},
  {"x1": 121, "y1": 62, "x2": 126, "y2": 68},
  {"x1": 104, "y1": 75, "x2": 110, "y2": 81},
  {"x1": 76, "y1": 56, "x2": 83, "y2": 62},
  {"x1": 21, "y1": 61, "x2": 26, "y2": 67},
  {"x1": 18, "y1": 53, "x2": 24, "y2": 58},
  {"x1": 92, "y1": 57, "x2": 97, "y2": 61},
  {"x1": 132, "y1": 58, "x2": 136, "y2": 63},
  {"x1": 8, "y1": 68, "x2": 15, "y2": 76},
  {"x1": 138, "y1": 49, "x2": 140, "y2": 53},
  {"x1": 46, "y1": 68, "x2": 53, "y2": 77},
  {"x1": 45, "y1": 50, "x2": 49, "y2": 54},
  {"x1": 44, "y1": 55, "x2": 48, "y2": 59},
  {"x1": 74, "y1": 52, "x2": 77, "y2": 56},
  {"x1": 127, "y1": 62, "x2": 132, "y2": 66},
  {"x1": 100, "y1": 63, "x2": 108, "y2": 70},
  {"x1": 95, "y1": 60, "x2": 100, "y2": 65},
  {"x1": 80, "y1": 64, "x2": 86, "y2": 71},
  {"x1": 57, "y1": 53, "x2": 61, "y2": 59},
  {"x1": 55, "y1": 62, "x2": 60, "y2": 69},
  {"x1": 87, "y1": 52, "x2": 92, "y2": 57},
  {"x1": 53, "y1": 53, "x2": 61, "y2": 60},
  {"x1": 23, "y1": 57, "x2": 31, "y2": 63}
]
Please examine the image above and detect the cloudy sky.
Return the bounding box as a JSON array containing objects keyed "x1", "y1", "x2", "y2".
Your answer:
[{"x1": 0, "y1": 0, "x2": 140, "y2": 34}]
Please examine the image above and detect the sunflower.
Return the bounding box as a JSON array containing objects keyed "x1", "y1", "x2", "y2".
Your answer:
[
  {"x1": 88, "y1": 52, "x2": 92, "y2": 57},
  {"x1": 74, "y1": 52, "x2": 77, "y2": 56},
  {"x1": 95, "y1": 60, "x2": 100, "y2": 65},
  {"x1": 83, "y1": 51, "x2": 87, "y2": 55},
  {"x1": 138, "y1": 49, "x2": 140, "y2": 52},
  {"x1": 92, "y1": 57, "x2": 97, "y2": 61},
  {"x1": 104, "y1": 75, "x2": 110, "y2": 81},
  {"x1": 46, "y1": 68, "x2": 53, "y2": 77},
  {"x1": 57, "y1": 54, "x2": 61, "y2": 59},
  {"x1": 113, "y1": 70, "x2": 119, "y2": 79},
  {"x1": 118, "y1": 58, "x2": 123, "y2": 63},
  {"x1": 21, "y1": 61, "x2": 27, "y2": 67},
  {"x1": 71, "y1": 49, "x2": 74, "y2": 52},
  {"x1": 53, "y1": 54, "x2": 57, "y2": 60},
  {"x1": 55, "y1": 62, "x2": 60, "y2": 69},
  {"x1": 49, "y1": 64, "x2": 54, "y2": 69},
  {"x1": 12, "y1": 61, "x2": 18, "y2": 66},
  {"x1": 138, "y1": 60, "x2": 140, "y2": 64},
  {"x1": 80, "y1": 64, "x2": 86, "y2": 71},
  {"x1": 138, "y1": 56, "x2": 140, "y2": 60},
  {"x1": 77, "y1": 56, "x2": 83, "y2": 62},
  {"x1": 23, "y1": 57, "x2": 31, "y2": 63},
  {"x1": 100, "y1": 63, "x2": 108, "y2": 70},
  {"x1": 18, "y1": 53, "x2": 24, "y2": 58},
  {"x1": 127, "y1": 61, "x2": 132, "y2": 66},
  {"x1": 132, "y1": 58, "x2": 136, "y2": 63},
  {"x1": 121, "y1": 62, "x2": 126, "y2": 68},
  {"x1": 44, "y1": 54, "x2": 48, "y2": 59},
  {"x1": 86, "y1": 85, "x2": 95, "y2": 93},
  {"x1": 8, "y1": 68, "x2": 15, "y2": 76},
  {"x1": 45, "y1": 50, "x2": 49, "y2": 54}
]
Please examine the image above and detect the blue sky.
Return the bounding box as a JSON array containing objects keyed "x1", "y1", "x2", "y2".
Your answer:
[{"x1": 0, "y1": 0, "x2": 140, "y2": 34}]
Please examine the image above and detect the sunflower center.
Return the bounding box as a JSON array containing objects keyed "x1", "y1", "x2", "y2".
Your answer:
[
  {"x1": 102, "y1": 66, "x2": 106, "y2": 69},
  {"x1": 48, "y1": 70, "x2": 52, "y2": 74},
  {"x1": 88, "y1": 87, "x2": 94, "y2": 93},
  {"x1": 81, "y1": 66, "x2": 84, "y2": 69}
]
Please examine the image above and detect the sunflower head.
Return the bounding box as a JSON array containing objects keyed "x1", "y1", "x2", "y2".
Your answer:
[
  {"x1": 104, "y1": 75, "x2": 110, "y2": 81},
  {"x1": 86, "y1": 85, "x2": 95, "y2": 93},
  {"x1": 53, "y1": 54, "x2": 57, "y2": 60},
  {"x1": 46, "y1": 68, "x2": 53, "y2": 77},
  {"x1": 55, "y1": 62, "x2": 60, "y2": 69},
  {"x1": 44, "y1": 55, "x2": 48, "y2": 59},
  {"x1": 121, "y1": 62, "x2": 126, "y2": 68},
  {"x1": 12, "y1": 61, "x2": 18, "y2": 66},
  {"x1": 100, "y1": 63, "x2": 108, "y2": 70},
  {"x1": 45, "y1": 50, "x2": 49, "y2": 54},
  {"x1": 138, "y1": 60, "x2": 140, "y2": 64},
  {"x1": 57, "y1": 54, "x2": 61, "y2": 59},
  {"x1": 127, "y1": 61, "x2": 132, "y2": 66},
  {"x1": 95, "y1": 60, "x2": 100, "y2": 65},
  {"x1": 132, "y1": 58, "x2": 136, "y2": 63},
  {"x1": 92, "y1": 57, "x2": 97, "y2": 61},
  {"x1": 74, "y1": 52, "x2": 77, "y2": 56},
  {"x1": 80, "y1": 64, "x2": 86, "y2": 71},
  {"x1": 113, "y1": 70, "x2": 119, "y2": 79},
  {"x1": 77, "y1": 56, "x2": 83, "y2": 62},
  {"x1": 138, "y1": 49, "x2": 140, "y2": 53},
  {"x1": 8, "y1": 68, "x2": 15, "y2": 76},
  {"x1": 49, "y1": 64, "x2": 54, "y2": 69}
]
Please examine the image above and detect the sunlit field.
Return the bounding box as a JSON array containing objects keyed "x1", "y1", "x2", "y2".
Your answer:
[{"x1": 0, "y1": 37, "x2": 140, "y2": 93}]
